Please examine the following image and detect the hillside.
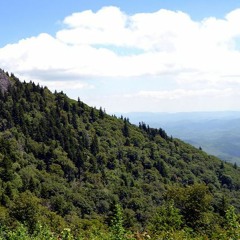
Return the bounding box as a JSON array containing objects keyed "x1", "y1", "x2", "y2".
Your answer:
[
  {"x1": 0, "y1": 69, "x2": 240, "y2": 239},
  {"x1": 124, "y1": 112, "x2": 240, "y2": 164}
]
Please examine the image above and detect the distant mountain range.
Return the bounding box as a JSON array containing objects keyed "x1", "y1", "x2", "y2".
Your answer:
[{"x1": 121, "y1": 111, "x2": 240, "y2": 164}]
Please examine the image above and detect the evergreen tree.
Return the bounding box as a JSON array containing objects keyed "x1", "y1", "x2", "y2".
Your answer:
[
  {"x1": 122, "y1": 118, "x2": 130, "y2": 137},
  {"x1": 90, "y1": 133, "x2": 99, "y2": 156},
  {"x1": 111, "y1": 204, "x2": 126, "y2": 240}
]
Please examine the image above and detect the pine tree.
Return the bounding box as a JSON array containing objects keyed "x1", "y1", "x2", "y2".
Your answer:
[
  {"x1": 90, "y1": 134, "x2": 99, "y2": 156},
  {"x1": 122, "y1": 119, "x2": 129, "y2": 137},
  {"x1": 111, "y1": 204, "x2": 126, "y2": 240}
]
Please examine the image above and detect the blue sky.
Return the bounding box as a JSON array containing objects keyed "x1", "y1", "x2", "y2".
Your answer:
[
  {"x1": 1, "y1": 0, "x2": 239, "y2": 47},
  {"x1": 1, "y1": 0, "x2": 240, "y2": 112}
]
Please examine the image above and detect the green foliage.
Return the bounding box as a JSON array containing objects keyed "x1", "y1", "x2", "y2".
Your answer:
[
  {"x1": 149, "y1": 200, "x2": 183, "y2": 234},
  {"x1": 225, "y1": 206, "x2": 240, "y2": 240},
  {"x1": 0, "y1": 70, "x2": 240, "y2": 238},
  {"x1": 61, "y1": 228, "x2": 74, "y2": 240},
  {"x1": 111, "y1": 204, "x2": 127, "y2": 240},
  {"x1": 10, "y1": 191, "x2": 40, "y2": 232},
  {"x1": 32, "y1": 224, "x2": 56, "y2": 240},
  {"x1": 3, "y1": 224, "x2": 31, "y2": 240},
  {"x1": 166, "y1": 184, "x2": 214, "y2": 231}
]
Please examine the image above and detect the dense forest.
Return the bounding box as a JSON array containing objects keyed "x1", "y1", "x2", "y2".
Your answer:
[
  {"x1": 0, "y1": 69, "x2": 240, "y2": 239},
  {"x1": 124, "y1": 111, "x2": 240, "y2": 164}
]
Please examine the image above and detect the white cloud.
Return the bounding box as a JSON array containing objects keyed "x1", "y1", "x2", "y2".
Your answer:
[
  {"x1": 37, "y1": 80, "x2": 94, "y2": 92},
  {"x1": 135, "y1": 88, "x2": 237, "y2": 100},
  {"x1": 109, "y1": 88, "x2": 240, "y2": 112},
  {"x1": 1, "y1": 6, "x2": 240, "y2": 79},
  {"x1": 85, "y1": 88, "x2": 240, "y2": 113},
  {"x1": 0, "y1": 6, "x2": 240, "y2": 111}
]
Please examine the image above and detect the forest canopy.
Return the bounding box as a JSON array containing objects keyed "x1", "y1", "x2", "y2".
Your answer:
[{"x1": 0, "y1": 69, "x2": 240, "y2": 239}]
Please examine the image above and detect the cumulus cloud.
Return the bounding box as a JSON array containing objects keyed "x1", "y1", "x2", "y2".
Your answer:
[
  {"x1": 113, "y1": 88, "x2": 240, "y2": 112},
  {"x1": 135, "y1": 88, "x2": 238, "y2": 100},
  {"x1": 37, "y1": 80, "x2": 94, "y2": 92},
  {"x1": 0, "y1": 7, "x2": 240, "y2": 80},
  {"x1": 85, "y1": 87, "x2": 240, "y2": 113},
  {"x1": 0, "y1": 6, "x2": 240, "y2": 111},
  {"x1": 1, "y1": 7, "x2": 240, "y2": 79}
]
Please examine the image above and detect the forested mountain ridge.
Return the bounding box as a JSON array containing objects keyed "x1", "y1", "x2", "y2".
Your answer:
[
  {"x1": 124, "y1": 112, "x2": 240, "y2": 164},
  {"x1": 0, "y1": 69, "x2": 240, "y2": 239}
]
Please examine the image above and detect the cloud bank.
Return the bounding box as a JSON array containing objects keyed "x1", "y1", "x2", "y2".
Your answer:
[{"x1": 0, "y1": 6, "x2": 240, "y2": 111}]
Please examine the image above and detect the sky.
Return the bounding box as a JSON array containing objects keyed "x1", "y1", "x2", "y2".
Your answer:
[{"x1": 1, "y1": 0, "x2": 240, "y2": 113}]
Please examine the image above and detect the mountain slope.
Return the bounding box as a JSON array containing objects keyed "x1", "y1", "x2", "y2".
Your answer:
[
  {"x1": 124, "y1": 112, "x2": 240, "y2": 164},
  {"x1": 0, "y1": 69, "x2": 240, "y2": 238}
]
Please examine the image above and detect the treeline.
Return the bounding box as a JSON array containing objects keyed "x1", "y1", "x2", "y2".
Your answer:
[{"x1": 0, "y1": 70, "x2": 240, "y2": 239}]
